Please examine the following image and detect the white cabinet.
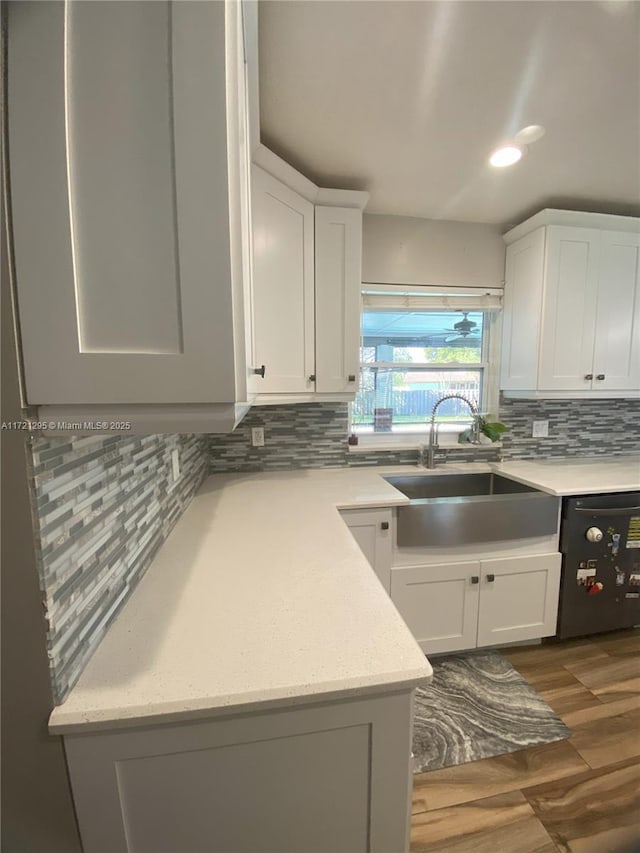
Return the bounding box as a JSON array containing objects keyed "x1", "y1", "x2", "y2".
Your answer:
[
  {"x1": 250, "y1": 147, "x2": 368, "y2": 403},
  {"x1": 537, "y1": 226, "x2": 602, "y2": 391},
  {"x1": 7, "y1": 0, "x2": 257, "y2": 430},
  {"x1": 501, "y1": 210, "x2": 640, "y2": 398},
  {"x1": 250, "y1": 166, "x2": 315, "y2": 394},
  {"x1": 476, "y1": 554, "x2": 562, "y2": 647},
  {"x1": 390, "y1": 561, "x2": 480, "y2": 654},
  {"x1": 341, "y1": 508, "x2": 393, "y2": 592},
  {"x1": 315, "y1": 206, "x2": 362, "y2": 394},
  {"x1": 592, "y1": 230, "x2": 640, "y2": 392},
  {"x1": 391, "y1": 553, "x2": 561, "y2": 654},
  {"x1": 62, "y1": 691, "x2": 415, "y2": 853}
]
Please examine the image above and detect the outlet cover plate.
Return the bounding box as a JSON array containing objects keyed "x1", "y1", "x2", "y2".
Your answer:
[
  {"x1": 251, "y1": 427, "x2": 265, "y2": 447},
  {"x1": 532, "y1": 420, "x2": 549, "y2": 438}
]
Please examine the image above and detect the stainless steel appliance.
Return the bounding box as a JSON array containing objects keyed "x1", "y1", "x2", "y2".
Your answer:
[{"x1": 557, "y1": 491, "x2": 640, "y2": 639}]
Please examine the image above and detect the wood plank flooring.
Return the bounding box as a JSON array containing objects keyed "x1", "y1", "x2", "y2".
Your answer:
[{"x1": 411, "y1": 629, "x2": 640, "y2": 853}]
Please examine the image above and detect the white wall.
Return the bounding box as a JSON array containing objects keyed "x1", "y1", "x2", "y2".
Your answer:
[{"x1": 362, "y1": 214, "x2": 505, "y2": 289}]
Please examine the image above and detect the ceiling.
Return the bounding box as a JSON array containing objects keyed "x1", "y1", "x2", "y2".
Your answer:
[
  {"x1": 258, "y1": 0, "x2": 640, "y2": 228},
  {"x1": 362, "y1": 309, "x2": 483, "y2": 347}
]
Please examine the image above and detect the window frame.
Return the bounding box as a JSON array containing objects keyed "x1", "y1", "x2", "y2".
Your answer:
[{"x1": 349, "y1": 288, "x2": 503, "y2": 449}]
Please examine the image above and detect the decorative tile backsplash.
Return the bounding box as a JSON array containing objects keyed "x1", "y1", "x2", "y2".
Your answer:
[
  {"x1": 206, "y1": 403, "x2": 501, "y2": 471},
  {"x1": 206, "y1": 398, "x2": 640, "y2": 473},
  {"x1": 499, "y1": 396, "x2": 640, "y2": 459},
  {"x1": 27, "y1": 433, "x2": 208, "y2": 703},
  {"x1": 207, "y1": 404, "x2": 349, "y2": 471}
]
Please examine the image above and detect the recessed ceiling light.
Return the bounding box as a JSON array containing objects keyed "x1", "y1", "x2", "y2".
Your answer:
[
  {"x1": 489, "y1": 145, "x2": 525, "y2": 168},
  {"x1": 514, "y1": 125, "x2": 546, "y2": 144}
]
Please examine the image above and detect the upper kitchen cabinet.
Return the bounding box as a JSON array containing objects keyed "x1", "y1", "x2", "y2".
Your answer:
[
  {"x1": 501, "y1": 210, "x2": 640, "y2": 398},
  {"x1": 6, "y1": 0, "x2": 259, "y2": 431},
  {"x1": 250, "y1": 165, "x2": 315, "y2": 395},
  {"x1": 314, "y1": 201, "x2": 363, "y2": 394},
  {"x1": 249, "y1": 146, "x2": 368, "y2": 403}
]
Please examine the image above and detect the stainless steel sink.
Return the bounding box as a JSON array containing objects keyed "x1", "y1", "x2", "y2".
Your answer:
[{"x1": 384, "y1": 473, "x2": 559, "y2": 546}]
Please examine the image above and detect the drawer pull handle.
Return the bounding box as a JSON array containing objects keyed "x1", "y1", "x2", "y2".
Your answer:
[
  {"x1": 308, "y1": 374, "x2": 316, "y2": 382},
  {"x1": 596, "y1": 374, "x2": 605, "y2": 380},
  {"x1": 348, "y1": 374, "x2": 357, "y2": 382},
  {"x1": 252, "y1": 365, "x2": 266, "y2": 378},
  {"x1": 380, "y1": 521, "x2": 389, "y2": 530},
  {"x1": 584, "y1": 374, "x2": 593, "y2": 380},
  {"x1": 486, "y1": 573, "x2": 496, "y2": 583},
  {"x1": 575, "y1": 505, "x2": 640, "y2": 516},
  {"x1": 471, "y1": 576, "x2": 479, "y2": 584}
]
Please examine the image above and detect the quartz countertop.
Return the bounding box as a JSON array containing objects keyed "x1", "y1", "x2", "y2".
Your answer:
[
  {"x1": 48, "y1": 455, "x2": 639, "y2": 735},
  {"x1": 49, "y1": 466, "x2": 438, "y2": 735},
  {"x1": 493, "y1": 455, "x2": 640, "y2": 496}
]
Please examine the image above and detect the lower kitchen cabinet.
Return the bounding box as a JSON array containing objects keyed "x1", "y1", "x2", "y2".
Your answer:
[
  {"x1": 391, "y1": 553, "x2": 562, "y2": 654},
  {"x1": 390, "y1": 561, "x2": 480, "y2": 654},
  {"x1": 340, "y1": 508, "x2": 393, "y2": 592},
  {"x1": 476, "y1": 553, "x2": 562, "y2": 647},
  {"x1": 62, "y1": 690, "x2": 415, "y2": 853}
]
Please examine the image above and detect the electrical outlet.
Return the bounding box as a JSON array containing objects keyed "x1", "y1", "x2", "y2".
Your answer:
[
  {"x1": 171, "y1": 448, "x2": 181, "y2": 481},
  {"x1": 251, "y1": 427, "x2": 265, "y2": 447},
  {"x1": 532, "y1": 420, "x2": 549, "y2": 438}
]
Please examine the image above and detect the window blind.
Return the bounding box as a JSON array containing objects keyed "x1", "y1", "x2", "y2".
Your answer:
[{"x1": 361, "y1": 285, "x2": 502, "y2": 311}]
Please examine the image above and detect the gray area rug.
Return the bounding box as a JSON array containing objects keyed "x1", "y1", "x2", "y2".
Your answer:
[{"x1": 412, "y1": 651, "x2": 571, "y2": 774}]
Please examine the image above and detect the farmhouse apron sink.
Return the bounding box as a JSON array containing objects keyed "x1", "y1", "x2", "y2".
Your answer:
[{"x1": 384, "y1": 473, "x2": 559, "y2": 547}]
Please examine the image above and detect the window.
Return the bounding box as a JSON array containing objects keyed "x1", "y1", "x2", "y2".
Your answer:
[{"x1": 352, "y1": 289, "x2": 501, "y2": 439}]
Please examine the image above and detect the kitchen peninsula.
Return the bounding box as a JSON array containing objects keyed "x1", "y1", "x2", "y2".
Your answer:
[{"x1": 49, "y1": 467, "x2": 433, "y2": 853}]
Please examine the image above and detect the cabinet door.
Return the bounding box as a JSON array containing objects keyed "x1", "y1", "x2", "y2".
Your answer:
[
  {"x1": 8, "y1": 1, "x2": 248, "y2": 405},
  {"x1": 501, "y1": 228, "x2": 545, "y2": 391},
  {"x1": 341, "y1": 509, "x2": 392, "y2": 592},
  {"x1": 315, "y1": 207, "x2": 362, "y2": 394},
  {"x1": 250, "y1": 166, "x2": 315, "y2": 394},
  {"x1": 538, "y1": 227, "x2": 601, "y2": 391},
  {"x1": 592, "y1": 230, "x2": 640, "y2": 392},
  {"x1": 476, "y1": 553, "x2": 561, "y2": 647},
  {"x1": 64, "y1": 692, "x2": 413, "y2": 853},
  {"x1": 390, "y1": 562, "x2": 480, "y2": 655}
]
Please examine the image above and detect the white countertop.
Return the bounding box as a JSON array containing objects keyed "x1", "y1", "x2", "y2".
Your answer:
[
  {"x1": 493, "y1": 455, "x2": 640, "y2": 496},
  {"x1": 49, "y1": 466, "x2": 436, "y2": 734},
  {"x1": 49, "y1": 455, "x2": 639, "y2": 735}
]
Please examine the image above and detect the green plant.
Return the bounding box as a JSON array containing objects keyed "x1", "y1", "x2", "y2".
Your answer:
[{"x1": 458, "y1": 416, "x2": 507, "y2": 444}]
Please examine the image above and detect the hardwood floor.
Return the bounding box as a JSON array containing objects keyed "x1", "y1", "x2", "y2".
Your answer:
[{"x1": 411, "y1": 629, "x2": 640, "y2": 853}]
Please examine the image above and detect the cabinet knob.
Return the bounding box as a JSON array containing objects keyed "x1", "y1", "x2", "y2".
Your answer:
[
  {"x1": 584, "y1": 374, "x2": 593, "y2": 380},
  {"x1": 252, "y1": 365, "x2": 266, "y2": 379},
  {"x1": 486, "y1": 573, "x2": 496, "y2": 583},
  {"x1": 347, "y1": 374, "x2": 357, "y2": 382},
  {"x1": 308, "y1": 374, "x2": 316, "y2": 382},
  {"x1": 596, "y1": 374, "x2": 605, "y2": 380},
  {"x1": 380, "y1": 521, "x2": 389, "y2": 530},
  {"x1": 471, "y1": 576, "x2": 479, "y2": 584}
]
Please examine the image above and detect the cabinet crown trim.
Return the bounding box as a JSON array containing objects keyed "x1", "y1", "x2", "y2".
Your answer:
[
  {"x1": 503, "y1": 209, "x2": 640, "y2": 245},
  {"x1": 253, "y1": 145, "x2": 369, "y2": 209}
]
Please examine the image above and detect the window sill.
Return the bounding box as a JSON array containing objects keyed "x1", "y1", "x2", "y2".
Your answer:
[{"x1": 347, "y1": 437, "x2": 502, "y2": 453}]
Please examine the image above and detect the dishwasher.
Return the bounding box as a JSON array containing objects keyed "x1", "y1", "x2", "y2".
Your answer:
[{"x1": 557, "y1": 491, "x2": 640, "y2": 639}]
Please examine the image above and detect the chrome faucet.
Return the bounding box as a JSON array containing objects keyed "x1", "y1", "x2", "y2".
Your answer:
[{"x1": 423, "y1": 394, "x2": 479, "y2": 469}]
